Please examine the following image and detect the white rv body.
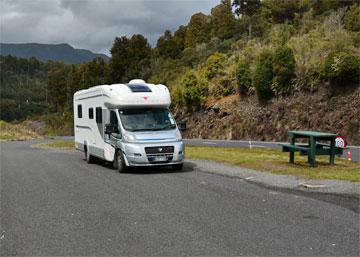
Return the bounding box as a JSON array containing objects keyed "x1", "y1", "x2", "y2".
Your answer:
[{"x1": 73, "y1": 79, "x2": 184, "y2": 169}]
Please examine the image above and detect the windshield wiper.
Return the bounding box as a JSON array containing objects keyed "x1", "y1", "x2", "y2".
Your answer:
[
  {"x1": 151, "y1": 124, "x2": 176, "y2": 131},
  {"x1": 130, "y1": 128, "x2": 152, "y2": 132}
]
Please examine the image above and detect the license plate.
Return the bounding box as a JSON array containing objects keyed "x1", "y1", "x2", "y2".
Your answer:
[{"x1": 154, "y1": 156, "x2": 167, "y2": 162}]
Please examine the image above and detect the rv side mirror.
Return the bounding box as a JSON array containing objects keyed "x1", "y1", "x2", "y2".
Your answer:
[
  {"x1": 105, "y1": 124, "x2": 118, "y2": 134},
  {"x1": 177, "y1": 121, "x2": 187, "y2": 131}
]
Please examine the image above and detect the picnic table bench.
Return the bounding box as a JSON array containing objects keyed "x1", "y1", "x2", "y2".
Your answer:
[{"x1": 279, "y1": 130, "x2": 345, "y2": 167}]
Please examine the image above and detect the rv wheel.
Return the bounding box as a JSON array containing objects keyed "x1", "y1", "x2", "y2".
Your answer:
[
  {"x1": 172, "y1": 163, "x2": 183, "y2": 171},
  {"x1": 114, "y1": 150, "x2": 127, "y2": 173},
  {"x1": 85, "y1": 147, "x2": 95, "y2": 164}
]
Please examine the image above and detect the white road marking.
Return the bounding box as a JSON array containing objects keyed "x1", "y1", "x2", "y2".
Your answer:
[{"x1": 203, "y1": 142, "x2": 217, "y2": 145}]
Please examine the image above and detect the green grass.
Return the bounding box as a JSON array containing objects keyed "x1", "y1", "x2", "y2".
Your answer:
[
  {"x1": 33, "y1": 140, "x2": 360, "y2": 181},
  {"x1": 33, "y1": 140, "x2": 74, "y2": 149},
  {"x1": 186, "y1": 146, "x2": 360, "y2": 182}
]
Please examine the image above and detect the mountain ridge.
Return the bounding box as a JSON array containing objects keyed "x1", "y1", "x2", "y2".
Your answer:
[{"x1": 0, "y1": 43, "x2": 110, "y2": 64}]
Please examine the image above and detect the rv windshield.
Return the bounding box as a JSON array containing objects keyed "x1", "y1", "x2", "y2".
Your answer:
[{"x1": 118, "y1": 108, "x2": 176, "y2": 131}]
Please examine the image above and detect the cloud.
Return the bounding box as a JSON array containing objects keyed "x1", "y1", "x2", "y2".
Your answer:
[{"x1": 0, "y1": 0, "x2": 219, "y2": 55}]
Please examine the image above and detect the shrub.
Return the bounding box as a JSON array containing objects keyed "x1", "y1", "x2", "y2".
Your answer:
[
  {"x1": 235, "y1": 58, "x2": 252, "y2": 94},
  {"x1": 345, "y1": 4, "x2": 360, "y2": 32},
  {"x1": 220, "y1": 77, "x2": 235, "y2": 96},
  {"x1": 209, "y1": 77, "x2": 234, "y2": 98},
  {"x1": 271, "y1": 46, "x2": 295, "y2": 94},
  {"x1": 181, "y1": 71, "x2": 207, "y2": 111},
  {"x1": 253, "y1": 50, "x2": 274, "y2": 101},
  {"x1": 324, "y1": 51, "x2": 360, "y2": 84},
  {"x1": 203, "y1": 52, "x2": 227, "y2": 80},
  {"x1": 288, "y1": 19, "x2": 356, "y2": 90}
]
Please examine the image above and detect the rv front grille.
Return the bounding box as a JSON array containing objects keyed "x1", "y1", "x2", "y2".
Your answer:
[
  {"x1": 145, "y1": 146, "x2": 174, "y2": 155},
  {"x1": 147, "y1": 154, "x2": 174, "y2": 163}
]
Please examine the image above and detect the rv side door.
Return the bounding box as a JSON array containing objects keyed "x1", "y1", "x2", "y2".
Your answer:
[{"x1": 106, "y1": 110, "x2": 121, "y2": 146}]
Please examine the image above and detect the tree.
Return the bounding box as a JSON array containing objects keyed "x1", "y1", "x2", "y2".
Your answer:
[
  {"x1": 253, "y1": 50, "x2": 274, "y2": 101},
  {"x1": 236, "y1": 58, "x2": 252, "y2": 94},
  {"x1": 109, "y1": 34, "x2": 151, "y2": 83},
  {"x1": 109, "y1": 36, "x2": 130, "y2": 83},
  {"x1": 156, "y1": 30, "x2": 182, "y2": 59},
  {"x1": 126, "y1": 34, "x2": 151, "y2": 80},
  {"x1": 81, "y1": 58, "x2": 109, "y2": 88},
  {"x1": 311, "y1": 0, "x2": 352, "y2": 15},
  {"x1": 174, "y1": 25, "x2": 187, "y2": 51},
  {"x1": 271, "y1": 46, "x2": 295, "y2": 93},
  {"x1": 184, "y1": 12, "x2": 211, "y2": 48},
  {"x1": 47, "y1": 62, "x2": 71, "y2": 111},
  {"x1": 262, "y1": 0, "x2": 304, "y2": 23},
  {"x1": 211, "y1": 0, "x2": 236, "y2": 40},
  {"x1": 232, "y1": 0, "x2": 261, "y2": 39}
]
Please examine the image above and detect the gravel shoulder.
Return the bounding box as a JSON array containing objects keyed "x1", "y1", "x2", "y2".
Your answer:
[{"x1": 189, "y1": 159, "x2": 360, "y2": 197}]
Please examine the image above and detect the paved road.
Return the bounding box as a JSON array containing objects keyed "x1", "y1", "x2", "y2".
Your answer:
[
  {"x1": 184, "y1": 139, "x2": 360, "y2": 162},
  {"x1": 1, "y1": 141, "x2": 359, "y2": 256}
]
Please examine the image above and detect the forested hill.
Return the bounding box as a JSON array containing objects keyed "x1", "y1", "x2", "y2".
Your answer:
[
  {"x1": 0, "y1": 43, "x2": 109, "y2": 64},
  {"x1": 1, "y1": 0, "x2": 359, "y2": 143}
]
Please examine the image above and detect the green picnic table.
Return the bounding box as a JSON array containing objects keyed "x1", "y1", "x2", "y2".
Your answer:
[{"x1": 279, "y1": 130, "x2": 344, "y2": 167}]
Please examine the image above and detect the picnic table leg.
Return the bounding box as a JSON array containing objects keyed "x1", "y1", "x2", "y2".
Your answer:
[
  {"x1": 309, "y1": 136, "x2": 316, "y2": 167},
  {"x1": 290, "y1": 136, "x2": 295, "y2": 163},
  {"x1": 330, "y1": 138, "x2": 335, "y2": 165}
]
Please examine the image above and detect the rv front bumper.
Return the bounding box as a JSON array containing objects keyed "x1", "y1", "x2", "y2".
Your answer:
[{"x1": 122, "y1": 141, "x2": 184, "y2": 166}]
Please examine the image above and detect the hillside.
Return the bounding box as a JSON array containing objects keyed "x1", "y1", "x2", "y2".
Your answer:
[
  {"x1": 181, "y1": 84, "x2": 360, "y2": 145},
  {"x1": 1, "y1": 0, "x2": 359, "y2": 142},
  {"x1": 0, "y1": 43, "x2": 109, "y2": 64}
]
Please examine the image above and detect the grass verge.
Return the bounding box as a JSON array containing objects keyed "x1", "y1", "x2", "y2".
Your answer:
[
  {"x1": 186, "y1": 146, "x2": 360, "y2": 182},
  {"x1": 33, "y1": 141, "x2": 359, "y2": 181},
  {"x1": 32, "y1": 140, "x2": 74, "y2": 150},
  {"x1": 0, "y1": 120, "x2": 42, "y2": 141}
]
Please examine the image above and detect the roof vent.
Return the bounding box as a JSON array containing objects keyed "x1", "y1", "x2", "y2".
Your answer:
[{"x1": 129, "y1": 79, "x2": 146, "y2": 85}]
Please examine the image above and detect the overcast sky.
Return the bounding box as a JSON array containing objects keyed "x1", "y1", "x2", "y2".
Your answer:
[{"x1": 0, "y1": 0, "x2": 219, "y2": 55}]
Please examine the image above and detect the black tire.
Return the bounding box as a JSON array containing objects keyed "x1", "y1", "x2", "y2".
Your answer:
[
  {"x1": 172, "y1": 163, "x2": 183, "y2": 171},
  {"x1": 85, "y1": 147, "x2": 95, "y2": 164},
  {"x1": 114, "y1": 150, "x2": 127, "y2": 173}
]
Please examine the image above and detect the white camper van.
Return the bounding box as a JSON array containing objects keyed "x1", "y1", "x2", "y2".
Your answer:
[{"x1": 73, "y1": 79, "x2": 184, "y2": 172}]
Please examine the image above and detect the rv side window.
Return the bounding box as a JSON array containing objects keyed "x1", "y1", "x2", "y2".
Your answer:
[
  {"x1": 88, "y1": 108, "x2": 94, "y2": 119},
  {"x1": 110, "y1": 111, "x2": 118, "y2": 126},
  {"x1": 77, "y1": 105, "x2": 82, "y2": 118},
  {"x1": 96, "y1": 107, "x2": 102, "y2": 123}
]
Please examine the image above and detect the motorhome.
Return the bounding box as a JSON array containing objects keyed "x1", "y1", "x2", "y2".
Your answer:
[{"x1": 73, "y1": 79, "x2": 184, "y2": 172}]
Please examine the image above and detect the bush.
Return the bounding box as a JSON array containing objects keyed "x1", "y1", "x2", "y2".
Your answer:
[
  {"x1": 235, "y1": 58, "x2": 252, "y2": 94},
  {"x1": 44, "y1": 110, "x2": 74, "y2": 136},
  {"x1": 253, "y1": 50, "x2": 274, "y2": 101},
  {"x1": 209, "y1": 77, "x2": 234, "y2": 98},
  {"x1": 220, "y1": 78, "x2": 235, "y2": 96},
  {"x1": 288, "y1": 22, "x2": 356, "y2": 90},
  {"x1": 271, "y1": 46, "x2": 295, "y2": 94},
  {"x1": 181, "y1": 71, "x2": 207, "y2": 111},
  {"x1": 345, "y1": 4, "x2": 360, "y2": 32},
  {"x1": 324, "y1": 51, "x2": 360, "y2": 84},
  {"x1": 203, "y1": 52, "x2": 227, "y2": 80}
]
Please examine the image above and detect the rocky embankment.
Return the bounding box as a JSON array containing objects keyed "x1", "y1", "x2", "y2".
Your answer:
[{"x1": 181, "y1": 85, "x2": 360, "y2": 145}]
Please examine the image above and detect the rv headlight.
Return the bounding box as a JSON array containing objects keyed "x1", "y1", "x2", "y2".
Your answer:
[
  {"x1": 123, "y1": 133, "x2": 136, "y2": 143},
  {"x1": 175, "y1": 130, "x2": 182, "y2": 141}
]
